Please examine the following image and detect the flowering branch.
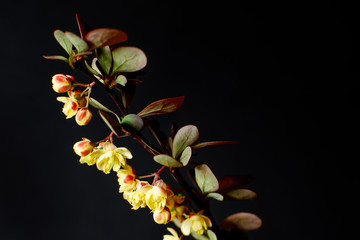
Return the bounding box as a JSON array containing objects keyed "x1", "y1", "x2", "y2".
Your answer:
[{"x1": 44, "y1": 14, "x2": 262, "y2": 240}]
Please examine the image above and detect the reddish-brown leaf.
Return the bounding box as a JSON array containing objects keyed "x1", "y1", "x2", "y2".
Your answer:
[
  {"x1": 85, "y1": 28, "x2": 128, "y2": 50},
  {"x1": 137, "y1": 96, "x2": 185, "y2": 118},
  {"x1": 220, "y1": 212, "x2": 262, "y2": 231},
  {"x1": 218, "y1": 175, "x2": 255, "y2": 192},
  {"x1": 192, "y1": 141, "x2": 239, "y2": 149}
]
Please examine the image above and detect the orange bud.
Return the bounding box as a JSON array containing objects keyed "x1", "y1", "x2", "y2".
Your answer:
[
  {"x1": 75, "y1": 108, "x2": 92, "y2": 126},
  {"x1": 153, "y1": 207, "x2": 172, "y2": 224},
  {"x1": 52, "y1": 74, "x2": 75, "y2": 93},
  {"x1": 73, "y1": 138, "x2": 93, "y2": 157}
]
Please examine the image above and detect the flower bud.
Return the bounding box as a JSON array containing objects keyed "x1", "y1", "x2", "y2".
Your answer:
[
  {"x1": 153, "y1": 207, "x2": 172, "y2": 224},
  {"x1": 75, "y1": 108, "x2": 92, "y2": 126},
  {"x1": 73, "y1": 138, "x2": 93, "y2": 157},
  {"x1": 121, "y1": 114, "x2": 144, "y2": 132},
  {"x1": 52, "y1": 74, "x2": 75, "y2": 93}
]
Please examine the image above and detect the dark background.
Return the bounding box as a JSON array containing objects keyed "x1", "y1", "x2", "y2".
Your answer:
[{"x1": 1, "y1": 0, "x2": 359, "y2": 239}]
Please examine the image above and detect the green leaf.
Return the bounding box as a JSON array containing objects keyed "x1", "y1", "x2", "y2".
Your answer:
[
  {"x1": 179, "y1": 146, "x2": 192, "y2": 166},
  {"x1": 115, "y1": 75, "x2": 127, "y2": 86},
  {"x1": 89, "y1": 98, "x2": 120, "y2": 122},
  {"x1": 153, "y1": 154, "x2": 183, "y2": 168},
  {"x1": 42, "y1": 55, "x2": 68, "y2": 63},
  {"x1": 54, "y1": 30, "x2": 73, "y2": 55},
  {"x1": 65, "y1": 31, "x2": 89, "y2": 53},
  {"x1": 137, "y1": 96, "x2": 185, "y2": 118},
  {"x1": 85, "y1": 28, "x2": 128, "y2": 50},
  {"x1": 218, "y1": 175, "x2": 255, "y2": 192},
  {"x1": 96, "y1": 46, "x2": 112, "y2": 75},
  {"x1": 207, "y1": 230, "x2": 217, "y2": 240},
  {"x1": 172, "y1": 125, "x2": 199, "y2": 159},
  {"x1": 111, "y1": 46, "x2": 147, "y2": 73},
  {"x1": 195, "y1": 164, "x2": 219, "y2": 194},
  {"x1": 98, "y1": 110, "x2": 122, "y2": 136},
  {"x1": 191, "y1": 232, "x2": 209, "y2": 240},
  {"x1": 206, "y1": 192, "x2": 224, "y2": 201},
  {"x1": 220, "y1": 212, "x2": 262, "y2": 231},
  {"x1": 192, "y1": 141, "x2": 239, "y2": 149},
  {"x1": 83, "y1": 60, "x2": 102, "y2": 78},
  {"x1": 224, "y1": 189, "x2": 257, "y2": 201}
]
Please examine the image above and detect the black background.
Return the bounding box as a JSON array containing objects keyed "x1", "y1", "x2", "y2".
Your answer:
[{"x1": 1, "y1": 0, "x2": 359, "y2": 239}]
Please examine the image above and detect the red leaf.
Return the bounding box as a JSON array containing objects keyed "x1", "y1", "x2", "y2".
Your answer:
[
  {"x1": 218, "y1": 175, "x2": 255, "y2": 191},
  {"x1": 85, "y1": 28, "x2": 128, "y2": 50},
  {"x1": 137, "y1": 96, "x2": 185, "y2": 118},
  {"x1": 220, "y1": 212, "x2": 262, "y2": 231},
  {"x1": 191, "y1": 141, "x2": 239, "y2": 149}
]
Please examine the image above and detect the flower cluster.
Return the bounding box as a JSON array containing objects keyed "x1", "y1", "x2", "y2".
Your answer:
[
  {"x1": 73, "y1": 137, "x2": 212, "y2": 238},
  {"x1": 52, "y1": 74, "x2": 93, "y2": 126}
]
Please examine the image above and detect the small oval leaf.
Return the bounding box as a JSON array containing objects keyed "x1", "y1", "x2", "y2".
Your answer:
[
  {"x1": 225, "y1": 189, "x2": 257, "y2": 201},
  {"x1": 112, "y1": 46, "x2": 147, "y2": 73},
  {"x1": 172, "y1": 125, "x2": 199, "y2": 159},
  {"x1": 137, "y1": 96, "x2": 185, "y2": 118},
  {"x1": 42, "y1": 55, "x2": 69, "y2": 63},
  {"x1": 85, "y1": 28, "x2": 128, "y2": 50},
  {"x1": 191, "y1": 232, "x2": 209, "y2": 240},
  {"x1": 207, "y1": 230, "x2": 217, "y2": 240},
  {"x1": 220, "y1": 212, "x2": 262, "y2": 231},
  {"x1": 153, "y1": 154, "x2": 183, "y2": 168},
  {"x1": 195, "y1": 164, "x2": 219, "y2": 194},
  {"x1": 206, "y1": 192, "x2": 224, "y2": 201},
  {"x1": 179, "y1": 146, "x2": 192, "y2": 166},
  {"x1": 54, "y1": 30, "x2": 73, "y2": 55},
  {"x1": 96, "y1": 46, "x2": 112, "y2": 75},
  {"x1": 65, "y1": 31, "x2": 89, "y2": 53},
  {"x1": 115, "y1": 75, "x2": 127, "y2": 86}
]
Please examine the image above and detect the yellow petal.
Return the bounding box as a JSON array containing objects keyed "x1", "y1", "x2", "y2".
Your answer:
[{"x1": 181, "y1": 218, "x2": 192, "y2": 236}]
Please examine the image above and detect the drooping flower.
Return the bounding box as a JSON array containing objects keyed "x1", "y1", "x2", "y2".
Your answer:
[
  {"x1": 75, "y1": 107, "x2": 93, "y2": 126},
  {"x1": 73, "y1": 138, "x2": 93, "y2": 157},
  {"x1": 153, "y1": 207, "x2": 171, "y2": 224},
  {"x1": 123, "y1": 180, "x2": 151, "y2": 210},
  {"x1": 96, "y1": 142, "x2": 133, "y2": 174},
  {"x1": 180, "y1": 212, "x2": 212, "y2": 236},
  {"x1": 57, "y1": 95, "x2": 79, "y2": 119},
  {"x1": 163, "y1": 228, "x2": 182, "y2": 240},
  {"x1": 52, "y1": 74, "x2": 75, "y2": 93},
  {"x1": 78, "y1": 142, "x2": 132, "y2": 174},
  {"x1": 117, "y1": 164, "x2": 137, "y2": 193},
  {"x1": 145, "y1": 185, "x2": 168, "y2": 211}
]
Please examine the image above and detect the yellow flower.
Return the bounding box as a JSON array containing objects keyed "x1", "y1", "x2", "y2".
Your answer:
[
  {"x1": 145, "y1": 185, "x2": 168, "y2": 211},
  {"x1": 180, "y1": 212, "x2": 212, "y2": 236},
  {"x1": 78, "y1": 142, "x2": 132, "y2": 174},
  {"x1": 124, "y1": 190, "x2": 147, "y2": 210},
  {"x1": 163, "y1": 228, "x2": 182, "y2": 240},
  {"x1": 96, "y1": 142, "x2": 132, "y2": 174},
  {"x1": 117, "y1": 164, "x2": 137, "y2": 193},
  {"x1": 79, "y1": 148, "x2": 104, "y2": 166},
  {"x1": 57, "y1": 95, "x2": 78, "y2": 119},
  {"x1": 123, "y1": 181, "x2": 150, "y2": 210}
]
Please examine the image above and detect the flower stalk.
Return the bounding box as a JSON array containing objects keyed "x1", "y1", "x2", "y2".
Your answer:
[{"x1": 44, "y1": 15, "x2": 261, "y2": 240}]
